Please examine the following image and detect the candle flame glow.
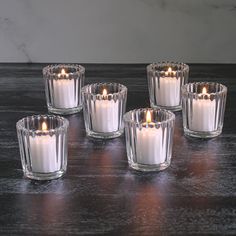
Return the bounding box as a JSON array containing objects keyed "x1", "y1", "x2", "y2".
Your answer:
[
  {"x1": 102, "y1": 89, "x2": 108, "y2": 96},
  {"x1": 61, "y1": 69, "x2": 66, "y2": 75},
  {"x1": 165, "y1": 67, "x2": 174, "y2": 76},
  {"x1": 202, "y1": 87, "x2": 207, "y2": 94},
  {"x1": 58, "y1": 68, "x2": 69, "y2": 78},
  {"x1": 42, "y1": 122, "x2": 47, "y2": 131},
  {"x1": 146, "y1": 111, "x2": 152, "y2": 123}
]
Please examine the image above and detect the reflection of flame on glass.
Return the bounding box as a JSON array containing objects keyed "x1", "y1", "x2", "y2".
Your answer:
[
  {"x1": 146, "y1": 111, "x2": 152, "y2": 123},
  {"x1": 42, "y1": 122, "x2": 47, "y2": 131}
]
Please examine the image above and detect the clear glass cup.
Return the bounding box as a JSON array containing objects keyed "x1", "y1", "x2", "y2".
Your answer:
[
  {"x1": 182, "y1": 82, "x2": 227, "y2": 138},
  {"x1": 43, "y1": 64, "x2": 85, "y2": 115},
  {"x1": 82, "y1": 82, "x2": 127, "y2": 139},
  {"x1": 124, "y1": 108, "x2": 175, "y2": 172},
  {"x1": 147, "y1": 62, "x2": 189, "y2": 111},
  {"x1": 16, "y1": 115, "x2": 69, "y2": 180}
]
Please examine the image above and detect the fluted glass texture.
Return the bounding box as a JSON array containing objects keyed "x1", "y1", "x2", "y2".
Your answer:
[
  {"x1": 43, "y1": 64, "x2": 85, "y2": 115},
  {"x1": 124, "y1": 108, "x2": 175, "y2": 172},
  {"x1": 82, "y1": 83, "x2": 127, "y2": 139},
  {"x1": 182, "y1": 82, "x2": 227, "y2": 138},
  {"x1": 16, "y1": 115, "x2": 69, "y2": 180},
  {"x1": 147, "y1": 62, "x2": 189, "y2": 111}
]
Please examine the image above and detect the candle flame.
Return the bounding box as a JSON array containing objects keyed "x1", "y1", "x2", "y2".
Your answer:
[
  {"x1": 165, "y1": 67, "x2": 173, "y2": 76},
  {"x1": 202, "y1": 87, "x2": 207, "y2": 94},
  {"x1": 146, "y1": 111, "x2": 152, "y2": 123},
  {"x1": 102, "y1": 89, "x2": 108, "y2": 96},
  {"x1": 58, "y1": 68, "x2": 68, "y2": 78},
  {"x1": 61, "y1": 69, "x2": 66, "y2": 75},
  {"x1": 42, "y1": 122, "x2": 47, "y2": 131}
]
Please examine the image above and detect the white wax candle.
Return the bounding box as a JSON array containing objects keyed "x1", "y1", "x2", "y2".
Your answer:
[
  {"x1": 92, "y1": 99, "x2": 119, "y2": 133},
  {"x1": 136, "y1": 126, "x2": 166, "y2": 165},
  {"x1": 29, "y1": 123, "x2": 60, "y2": 173},
  {"x1": 90, "y1": 89, "x2": 119, "y2": 133},
  {"x1": 52, "y1": 69, "x2": 78, "y2": 109},
  {"x1": 53, "y1": 80, "x2": 78, "y2": 109},
  {"x1": 190, "y1": 98, "x2": 216, "y2": 132},
  {"x1": 156, "y1": 68, "x2": 180, "y2": 106},
  {"x1": 135, "y1": 111, "x2": 166, "y2": 165}
]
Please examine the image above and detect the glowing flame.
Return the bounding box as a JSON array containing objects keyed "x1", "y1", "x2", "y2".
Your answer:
[
  {"x1": 146, "y1": 111, "x2": 152, "y2": 123},
  {"x1": 202, "y1": 87, "x2": 207, "y2": 94},
  {"x1": 102, "y1": 89, "x2": 108, "y2": 96},
  {"x1": 61, "y1": 69, "x2": 66, "y2": 75},
  {"x1": 42, "y1": 122, "x2": 47, "y2": 131},
  {"x1": 165, "y1": 67, "x2": 173, "y2": 76},
  {"x1": 58, "y1": 68, "x2": 68, "y2": 78}
]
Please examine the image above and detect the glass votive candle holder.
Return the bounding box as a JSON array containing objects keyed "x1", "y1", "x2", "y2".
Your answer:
[
  {"x1": 182, "y1": 82, "x2": 227, "y2": 138},
  {"x1": 16, "y1": 115, "x2": 69, "y2": 180},
  {"x1": 147, "y1": 62, "x2": 189, "y2": 111},
  {"x1": 124, "y1": 108, "x2": 175, "y2": 172},
  {"x1": 43, "y1": 64, "x2": 85, "y2": 115},
  {"x1": 82, "y1": 82, "x2": 127, "y2": 139}
]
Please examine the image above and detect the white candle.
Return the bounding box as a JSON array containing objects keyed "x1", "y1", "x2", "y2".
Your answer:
[
  {"x1": 91, "y1": 89, "x2": 119, "y2": 132},
  {"x1": 136, "y1": 111, "x2": 166, "y2": 165},
  {"x1": 190, "y1": 87, "x2": 216, "y2": 132},
  {"x1": 156, "y1": 67, "x2": 180, "y2": 106},
  {"x1": 29, "y1": 122, "x2": 60, "y2": 173},
  {"x1": 53, "y1": 69, "x2": 78, "y2": 109}
]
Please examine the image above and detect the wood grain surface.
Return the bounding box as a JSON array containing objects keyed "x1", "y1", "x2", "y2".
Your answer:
[{"x1": 0, "y1": 63, "x2": 235, "y2": 235}]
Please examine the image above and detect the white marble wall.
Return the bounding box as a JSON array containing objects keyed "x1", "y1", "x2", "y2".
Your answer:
[{"x1": 0, "y1": 0, "x2": 236, "y2": 63}]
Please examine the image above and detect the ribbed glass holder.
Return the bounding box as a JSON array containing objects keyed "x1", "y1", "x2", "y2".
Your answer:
[
  {"x1": 43, "y1": 64, "x2": 85, "y2": 115},
  {"x1": 182, "y1": 82, "x2": 227, "y2": 138},
  {"x1": 147, "y1": 62, "x2": 189, "y2": 111},
  {"x1": 82, "y1": 82, "x2": 127, "y2": 139},
  {"x1": 16, "y1": 115, "x2": 69, "y2": 180},
  {"x1": 124, "y1": 108, "x2": 175, "y2": 172}
]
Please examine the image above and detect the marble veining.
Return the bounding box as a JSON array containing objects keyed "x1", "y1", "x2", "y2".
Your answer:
[
  {"x1": 0, "y1": 1, "x2": 236, "y2": 63},
  {"x1": 0, "y1": 17, "x2": 32, "y2": 62}
]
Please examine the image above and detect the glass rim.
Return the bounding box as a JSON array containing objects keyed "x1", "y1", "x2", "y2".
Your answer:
[
  {"x1": 16, "y1": 114, "x2": 69, "y2": 134},
  {"x1": 43, "y1": 64, "x2": 85, "y2": 77},
  {"x1": 181, "y1": 82, "x2": 227, "y2": 95},
  {"x1": 81, "y1": 82, "x2": 127, "y2": 96},
  {"x1": 123, "y1": 108, "x2": 175, "y2": 125},
  {"x1": 147, "y1": 61, "x2": 189, "y2": 73}
]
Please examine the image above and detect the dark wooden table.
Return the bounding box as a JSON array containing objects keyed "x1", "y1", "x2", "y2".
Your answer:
[{"x1": 0, "y1": 63, "x2": 235, "y2": 235}]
